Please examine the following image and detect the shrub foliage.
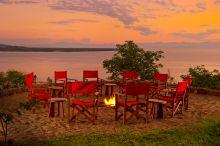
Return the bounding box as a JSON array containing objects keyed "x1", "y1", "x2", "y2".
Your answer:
[
  {"x1": 182, "y1": 65, "x2": 220, "y2": 89},
  {"x1": 0, "y1": 70, "x2": 25, "y2": 88},
  {"x1": 103, "y1": 41, "x2": 164, "y2": 80}
]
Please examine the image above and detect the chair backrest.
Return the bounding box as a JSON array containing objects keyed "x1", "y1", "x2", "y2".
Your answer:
[
  {"x1": 54, "y1": 71, "x2": 67, "y2": 83},
  {"x1": 25, "y1": 72, "x2": 34, "y2": 89},
  {"x1": 83, "y1": 70, "x2": 98, "y2": 81},
  {"x1": 153, "y1": 73, "x2": 168, "y2": 82},
  {"x1": 175, "y1": 81, "x2": 188, "y2": 97},
  {"x1": 125, "y1": 82, "x2": 149, "y2": 96},
  {"x1": 186, "y1": 75, "x2": 191, "y2": 87},
  {"x1": 69, "y1": 82, "x2": 96, "y2": 95},
  {"x1": 122, "y1": 71, "x2": 139, "y2": 80}
]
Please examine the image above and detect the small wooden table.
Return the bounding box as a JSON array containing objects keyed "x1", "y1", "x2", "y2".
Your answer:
[
  {"x1": 104, "y1": 83, "x2": 117, "y2": 96},
  {"x1": 48, "y1": 86, "x2": 66, "y2": 117},
  {"x1": 148, "y1": 98, "x2": 167, "y2": 119}
]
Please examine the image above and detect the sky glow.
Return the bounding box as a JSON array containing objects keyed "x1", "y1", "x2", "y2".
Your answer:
[{"x1": 0, "y1": 0, "x2": 220, "y2": 48}]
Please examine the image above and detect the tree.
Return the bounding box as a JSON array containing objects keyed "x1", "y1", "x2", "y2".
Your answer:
[{"x1": 103, "y1": 41, "x2": 164, "y2": 80}]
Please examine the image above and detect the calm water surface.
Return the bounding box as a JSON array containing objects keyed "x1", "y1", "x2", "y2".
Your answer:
[{"x1": 0, "y1": 48, "x2": 219, "y2": 82}]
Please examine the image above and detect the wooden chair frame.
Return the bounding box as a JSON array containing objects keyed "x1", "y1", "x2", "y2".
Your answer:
[
  {"x1": 83, "y1": 70, "x2": 104, "y2": 95},
  {"x1": 67, "y1": 82, "x2": 99, "y2": 124},
  {"x1": 115, "y1": 82, "x2": 149, "y2": 124},
  {"x1": 25, "y1": 72, "x2": 49, "y2": 107},
  {"x1": 159, "y1": 81, "x2": 188, "y2": 117},
  {"x1": 118, "y1": 71, "x2": 139, "y2": 93}
]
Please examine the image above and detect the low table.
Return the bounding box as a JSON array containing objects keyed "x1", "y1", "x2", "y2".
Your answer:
[
  {"x1": 148, "y1": 98, "x2": 167, "y2": 119},
  {"x1": 48, "y1": 86, "x2": 66, "y2": 118},
  {"x1": 104, "y1": 83, "x2": 117, "y2": 96}
]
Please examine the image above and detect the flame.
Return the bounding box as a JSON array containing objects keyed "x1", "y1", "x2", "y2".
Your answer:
[{"x1": 104, "y1": 94, "x2": 116, "y2": 107}]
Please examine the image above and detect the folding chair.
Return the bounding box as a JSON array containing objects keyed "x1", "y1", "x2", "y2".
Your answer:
[
  {"x1": 83, "y1": 70, "x2": 104, "y2": 95},
  {"x1": 149, "y1": 73, "x2": 168, "y2": 98},
  {"x1": 115, "y1": 82, "x2": 150, "y2": 124},
  {"x1": 158, "y1": 81, "x2": 188, "y2": 117},
  {"x1": 118, "y1": 71, "x2": 139, "y2": 93},
  {"x1": 67, "y1": 81, "x2": 99, "y2": 124},
  {"x1": 25, "y1": 72, "x2": 49, "y2": 107},
  {"x1": 184, "y1": 75, "x2": 191, "y2": 110},
  {"x1": 54, "y1": 71, "x2": 77, "y2": 96}
]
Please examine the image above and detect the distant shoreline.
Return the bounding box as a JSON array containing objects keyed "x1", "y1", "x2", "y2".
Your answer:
[{"x1": 0, "y1": 47, "x2": 116, "y2": 52}]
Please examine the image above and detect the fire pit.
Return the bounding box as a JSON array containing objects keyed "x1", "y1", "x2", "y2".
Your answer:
[{"x1": 98, "y1": 94, "x2": 116, "y2": 107}]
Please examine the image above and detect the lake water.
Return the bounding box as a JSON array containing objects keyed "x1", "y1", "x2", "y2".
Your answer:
[{"x1": 0, "y1": 48, "x2": 219, "y2": 82}]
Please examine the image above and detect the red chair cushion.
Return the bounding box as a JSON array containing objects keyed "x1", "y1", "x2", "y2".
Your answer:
[
  {"x1": 72, "y1": 100, "x2": 95, "y2": 106},
  {"x1": 159, "y1": 97, "x2": 174, "y2": 102},
  {"x1": 34, "y1": 94, "x2": 49, "y2": 100},
  {"x1": 159, "y1": 97, "x2": 182, "y2": 102},
  {"x1": 149, "y1": 85, "x2": 166, "y2": 90},
  {"x1": 118, "y1": 101, "x2": 144, "y2": 107}
]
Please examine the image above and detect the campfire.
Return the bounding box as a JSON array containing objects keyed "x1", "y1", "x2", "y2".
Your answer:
[{"x1": 104, "y1": 94, "x2": 116, "y2": 107}]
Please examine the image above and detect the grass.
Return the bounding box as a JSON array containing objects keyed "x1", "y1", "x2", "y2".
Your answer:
[{"x1": 3, "y1": 116, "x2": 220, "y2": 146}]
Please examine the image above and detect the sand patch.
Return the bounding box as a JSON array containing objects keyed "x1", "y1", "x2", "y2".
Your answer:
[{"x1": 0, "y1": 92, "x2": 220, "y2": 142}]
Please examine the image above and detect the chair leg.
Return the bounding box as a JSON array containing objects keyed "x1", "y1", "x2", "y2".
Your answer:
[
  {"x1": 115, "y1": 105, "x2": 118, "y2": 121},
  {"x1": 185, "y1": 96, "x2": 189, "y2": 110},
  {"x1": 123, "y1": 107, "x2": 127, "y2": 125},
  {"x1": 93, "y1": 106, "x2": 96, "y2": 124},
  {"x1": 146, "y1": 102, "x2": 149, "y2": 123},
  {"x1": 171, "y1": 103, "x2": 175, "y2": 117},
  {"x1": 136, "y1": 105, "x2": 139, "y2": 120}
]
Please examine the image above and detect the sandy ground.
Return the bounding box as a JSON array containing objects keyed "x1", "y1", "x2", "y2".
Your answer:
[{"x1": 0, "y1": 92, "x2": 220, "y2": 143}]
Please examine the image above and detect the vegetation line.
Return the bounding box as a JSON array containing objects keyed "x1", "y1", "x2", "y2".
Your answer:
[{"x1": 0, "y1": 45, "x2": 116, "y2": 52}]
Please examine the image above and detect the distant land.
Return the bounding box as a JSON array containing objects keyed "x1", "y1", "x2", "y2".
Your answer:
[{"x1": 0, "y1": 44, "x2": 116, "y2": 52}]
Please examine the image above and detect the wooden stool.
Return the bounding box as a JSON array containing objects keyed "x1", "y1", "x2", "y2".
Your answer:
[
  {"x1": 49, "y1": 98, "x2": 67, "y2": 117},
  {"x1": 104, "y1": 83, "x2": 117, "y2": 96},
  {"x1": 148, "y1": 99, "x2": 167, "y2": 119}
]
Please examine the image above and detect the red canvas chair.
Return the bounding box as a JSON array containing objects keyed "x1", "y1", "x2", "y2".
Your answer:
[
  {"x1": 25, "y1": 72, "x2": 49, "y2": 106},
  {"x1": 67, "y1": 81, "x2": 99, "y2": 123},
  {"x1": 149, "y1": 73, "x2": 168, "y2": 98},
  {"x1": 184, "y1": 75, "x2": 191, "y2": 110},
  {"x1": 158, "y1": 81, "x2": 188, "y2": 117},
  {"x1": 115, "y1": 82, "x2": 150, "y2": 124},
  {"x1": 122, "y1": 71, "x2": 139, "y2": 80},
  {"x1": 54, "y1": 71, "x2": 68, "y2": 87},
  {"x1": 118, "y1": 71, "x2": 139, "y2": 93},
  {"x1": 54, "y1": 71, "x2": 77, "y2": 95},
  {"x1": 83, "y1": 70, "x2": 103, "y2": 95}
]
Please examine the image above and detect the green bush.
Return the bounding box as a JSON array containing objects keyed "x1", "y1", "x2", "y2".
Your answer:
[
  {"x1": 6, "y1": 70, "x2": 25, "y2": 88},
  {"x1": 0, "y1": 72, "x2": 6, "y2": 86},
  {"x1": 103, "y1": 41, "x2": 164, "y2": 80},
  {"x1": 182, "y1": 65, "x2": 220, "y2": 89},
  {"x1": 0, "y1": 70, "x2": 25, "y2": 88}
]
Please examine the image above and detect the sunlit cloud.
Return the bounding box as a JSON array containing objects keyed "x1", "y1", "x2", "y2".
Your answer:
[
  {"x1": 126, "y1": 25, "x2": 157, "y2": 36},
  {"x1": 0, "y1": 0, "x2": 39, "y2": 4},
  {"x1": 49, "y1": 0, "x2": 138, "y2": 26},
  {"x1": 214, "y1": 0, "x2": 220, "y2": 4},
  {"x1": 49, "y1": 19, "x2": 97, "y2": 25},
  {"x1": 190, "y1": 3, "x2": 206, "y2": 14},
  {"x1": 0, "y1": 37, "x2": 113, "y2": 48},
  {"x1": 200, "y1": 24, "x2": 209, "y2": 27},
  {"x1": 140, "y1": 41, "x2": 220, "y2": 49},
  {"x1": 171, "y1": 29, "x2": 220, "y2": 39}
]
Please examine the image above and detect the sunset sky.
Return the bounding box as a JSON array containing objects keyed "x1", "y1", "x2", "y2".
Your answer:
[{"x1": 0, "y1": 0, "x2": 220, "y2": 48}]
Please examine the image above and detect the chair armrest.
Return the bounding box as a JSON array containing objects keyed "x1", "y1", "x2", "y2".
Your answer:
[
  {"x1": 67, "y1": 78, "x2": 78, "y2": 81},
  {"x1": 114, "y1": 92, "x2": 124, "y2": 96},
  {"x1": 94, "y1": 92, "x2": 101, "y2": 96},
  {"x1": 57, "y1": 79, "x2": 66, "y2": 82},
  {"x1": 31, "y1": 88, "x2": 48, "y2": 93}
]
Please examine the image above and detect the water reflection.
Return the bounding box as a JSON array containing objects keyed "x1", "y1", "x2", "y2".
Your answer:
[{"x1": 0, "y1": 48, "x2": 219, "y2": 82}]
